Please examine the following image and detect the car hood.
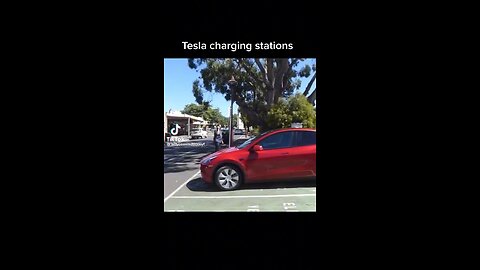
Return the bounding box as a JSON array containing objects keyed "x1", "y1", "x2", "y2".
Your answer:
[
  {"x1": 216, "y1": 147, "x2": 239, "y2": 154},
  {"x1": 202, "y1": 147, "x2": 239, "y2": 160}
]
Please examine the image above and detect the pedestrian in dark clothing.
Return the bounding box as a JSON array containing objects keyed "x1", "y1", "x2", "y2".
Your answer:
[
  {"x1": 213, "y1": 126, "x2": 222, "y2": 152},
  {"x1": 215, "y1": 133, "x2": 223, "y2": 152},
  {"x1": 213, "y1": 128, "x2": 218, "y2": 152}
]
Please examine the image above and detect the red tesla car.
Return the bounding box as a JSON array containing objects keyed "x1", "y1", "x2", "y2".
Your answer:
[{"x1": 200, "y1": 128, "x2": 316, "y2": 190}]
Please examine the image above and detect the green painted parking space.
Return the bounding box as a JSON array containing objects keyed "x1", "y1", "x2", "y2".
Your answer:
[
  {"x1": 164, "y1": 196, "x2": 315, "y2": 212},
  {"x1": 164, "y1": 174, "x2": 316, "y2": 212}
]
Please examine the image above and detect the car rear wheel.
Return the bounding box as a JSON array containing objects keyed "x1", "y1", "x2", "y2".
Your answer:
[{"x1": 214, "y1": 165, "x2": 242, "y2": 191}]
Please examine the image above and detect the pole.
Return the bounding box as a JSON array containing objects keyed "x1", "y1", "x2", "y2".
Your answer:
[
  {"x1": 229, "y1": 96, "x2": 233, "y2": 147},
  {"x1": 227, "y1": 76, "x2": 237, "y2": 148}
]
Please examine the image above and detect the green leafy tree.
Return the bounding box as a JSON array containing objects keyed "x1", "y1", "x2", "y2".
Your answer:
[
  {"x1": 239, "y1": 113, "x2": 249, "y2": 130},
  {"x1": 227, "y1": 113, "x2": 239, "y2": 127},
  {"x1": 188, "y1": 58, "x2": 316, "y2": 131},
  {"x1": 181, "y1": 103, "x2": 227, "y2": 126},
  {"x1": 267, "y1": 94, "x2": 316, "y2": 129},
  {"x1": 181, "y1": 103, "x2": 205, "y2": 117},
  {"x1": 206, "y1": 107, "x2": 227, "y2": 126}
]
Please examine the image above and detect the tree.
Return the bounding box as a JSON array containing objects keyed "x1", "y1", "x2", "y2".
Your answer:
[
  {"x1": 181, "y1": 103, "x2": 227, "y2": 126},
  {"x1": 239, "y1": 113, "x2": 249, "y2": 130},
  {"x1": 226, "y1": 113, "x2": 239, "y2": 127},
  {"x1": 205, "y1": 107, "x2": 227, "y2": 126},
  {"x1": 267, "y1": 94, "x2": 316, "y2": 130},
  {"x1": 181, "y1": 103, "x2": 205, "y2": 117},
  {"x1": 188, "y1": 58, "x2": 316, "y2": 131}
]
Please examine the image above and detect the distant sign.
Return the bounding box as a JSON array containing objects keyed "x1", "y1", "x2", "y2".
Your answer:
[{"x1": 291, "y1": 123, "x2": 303, "y2": 128}]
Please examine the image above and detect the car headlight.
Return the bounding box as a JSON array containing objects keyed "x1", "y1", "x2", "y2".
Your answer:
[{"x1": 201, "y1": 156, "x2": 217, "y2": 165}]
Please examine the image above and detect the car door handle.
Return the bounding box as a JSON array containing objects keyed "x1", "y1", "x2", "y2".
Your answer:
[{"x1": 281, "y1": 152, "x2": 289, "y2": 155}]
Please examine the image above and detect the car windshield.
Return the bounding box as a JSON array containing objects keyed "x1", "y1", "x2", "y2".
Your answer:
[{"x1": 237, "y1": 131, "x2": 269, "y2": 149}]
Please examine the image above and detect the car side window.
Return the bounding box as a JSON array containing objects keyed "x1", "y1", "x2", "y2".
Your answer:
[
  {"x1": 295, "y1": 131, "x2": 316, "y2": 146},
  {"x1": 258, "y1": 131, "x2": 295, "y2": 150}
]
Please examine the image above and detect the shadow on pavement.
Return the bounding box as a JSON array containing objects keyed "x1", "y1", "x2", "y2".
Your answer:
[
  {"x1": 163, "y1": 139, "x2": 217, "y2": 173},
  {"x1": 186, "y1": 177, "x2": 316, "y2": 192},
  {"x1": 163, "y1": 154, "x2": 202, "y2": 173},
  {"x1": 164, "y1": 149, "x2": 212, "y2": 174},
  {"x1": 163, "y1": 137, "x2": 250, "y2": 174},
  {"x1": 164, "y1": 164, "x2": 198, "y2": 174},
  {"x1": 186, "y1": 177, "x2": 220, "y2": 192}
]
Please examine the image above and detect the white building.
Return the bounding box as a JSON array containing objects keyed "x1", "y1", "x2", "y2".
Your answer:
[{"x1": 164, "y1": 109, "x2": 207, "y2": 139}]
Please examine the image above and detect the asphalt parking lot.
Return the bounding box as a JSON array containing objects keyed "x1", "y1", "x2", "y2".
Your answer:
[
  {"x1": 164, "y1": 173, "x2": 316, "y2": 212},
  {"x1": 164, "y1": 135, "x2": 316, "y2": 212}
]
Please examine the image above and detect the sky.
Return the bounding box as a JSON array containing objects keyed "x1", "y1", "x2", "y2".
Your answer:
[{"x1": 164, "y1": 58, "x2": 316, "y2": 117}]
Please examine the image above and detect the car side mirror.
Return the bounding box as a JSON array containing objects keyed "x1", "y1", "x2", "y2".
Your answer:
[{"x1": 252, "y1": 144, "x2": 263, "y2": 151}]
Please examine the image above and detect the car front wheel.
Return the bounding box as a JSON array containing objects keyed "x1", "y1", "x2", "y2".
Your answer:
[{"x1": 214, "y1": 165, "x2": 242, "y2": 191}]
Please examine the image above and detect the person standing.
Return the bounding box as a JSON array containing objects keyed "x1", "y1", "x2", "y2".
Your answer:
[
  {"x1": 213, "y1": 125, "x2": 222, "y2": 152},
  {"x1": 213, "y1": 126, "x2": 218, "y2": 151},
  {"x1": 215, "y1": 131, "x2": 223, "y2": 151}
]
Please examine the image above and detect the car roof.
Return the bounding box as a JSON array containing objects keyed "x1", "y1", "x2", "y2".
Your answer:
[
  {"x1": 266, "y1": 128, "x2": 316, "y2": 133},
  {"x1": 252, "y1": 128, "x2": 315, "y2": 138}
]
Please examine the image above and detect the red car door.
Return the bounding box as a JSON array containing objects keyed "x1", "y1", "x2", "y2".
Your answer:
[
  {"x1": 246, "y1": 131, "x2": 299, "y2": 181},
  {"x1": 290, "y1": 131, "x2": 317, "y2": 177}
]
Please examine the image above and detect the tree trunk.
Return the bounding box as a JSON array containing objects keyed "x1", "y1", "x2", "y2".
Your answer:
[
  {"x1": 273, "y1": 58, "x2": 289, "y2": 103},
  {"x1": 302, "y1": 72, "x2": 316, "y2": 96},
  {"x1": 266, "y1": 89, "x2": 275, "y2": 106},
  {"x1": 307, "y1": 88, "x2": 316, "y2": 105},
  {"x1": 235, "y1": 93, "x2": 267, "y2": 129}
]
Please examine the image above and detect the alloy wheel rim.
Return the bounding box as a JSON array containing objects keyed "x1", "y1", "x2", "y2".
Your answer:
[{"x1": 218, "y1": 168, "x2": 239, "y2": 189}]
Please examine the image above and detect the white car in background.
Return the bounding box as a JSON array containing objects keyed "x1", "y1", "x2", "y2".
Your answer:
[{"x1": 191, "y1": 128, "x2": 207, "y2": 139}]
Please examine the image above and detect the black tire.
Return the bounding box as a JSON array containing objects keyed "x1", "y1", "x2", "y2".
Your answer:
[{"x1": 214, "y1": 165, "x2": 243, "y2": 191}]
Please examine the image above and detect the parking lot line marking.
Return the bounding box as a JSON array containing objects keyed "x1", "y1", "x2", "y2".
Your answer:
[
  {"x1": 170, "y1": 194, "x2": 316, "y2": 199},
  {"x1": 164, "y1": 170, "x2": 201, "y2": 203},
  {"x1": 166, "y1": 210, "x2": 252, "y2": 212},
  {"x1": 166, "y1": 210, "x2": 315, "y2": 212},
  {"x1": 182, "y1": 187, "x2": 315, "y2": 192}
]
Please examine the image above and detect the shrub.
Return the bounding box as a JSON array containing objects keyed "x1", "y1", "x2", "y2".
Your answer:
[{"x1": 267, "y1": 94, "x2": 316, "y2": 130}]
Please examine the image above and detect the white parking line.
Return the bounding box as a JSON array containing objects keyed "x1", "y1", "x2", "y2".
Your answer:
[
  {"x1": 164, "y1": 170, "x2": 201, "y2": 203},
  {"x1": 170, "y1": 194, "x2": 316, "y2": 199},
  {"x1": 165, "y1": 209, "x2": 316, "y2": 212},
  {"x1": 193, "y1": 187, "x2": 315, "y2": 192},
  {"x1": 165, "y1": 210, "x2": 247, "y2": 212}
]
